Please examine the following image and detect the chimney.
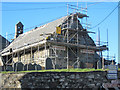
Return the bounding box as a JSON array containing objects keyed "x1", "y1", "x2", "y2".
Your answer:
[{"x1": 14, "y1": 21, "x2": 24, "y2": 39}]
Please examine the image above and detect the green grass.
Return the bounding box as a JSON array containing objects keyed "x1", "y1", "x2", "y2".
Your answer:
[
  {"x1": 1, "y1": 68, "x2": 120, "y2": 74},
  {"x1": 0, "y1": 68, "x2": 108, "y2": 74},
  {"x1": 118, "y1": 68, "x2": 120, "y2": 71}
]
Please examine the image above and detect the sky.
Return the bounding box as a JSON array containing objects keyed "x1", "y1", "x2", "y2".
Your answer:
[
  {"x1": 0, "y1": 1, "x2": 119, "y2": 63},
  {"x1": 1, "y1": 0, "x2": 119, "y2": 2}
]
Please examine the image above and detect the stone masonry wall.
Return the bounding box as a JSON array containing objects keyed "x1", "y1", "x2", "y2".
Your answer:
[
  {"x1": 13, "y1": 49, "x2": 49, "y2": 67},
  {"x1": 1, "y1": 71, "x2": 120, "y2": 89}
]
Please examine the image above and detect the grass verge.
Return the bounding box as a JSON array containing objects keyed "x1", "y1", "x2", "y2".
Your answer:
[{"x1": 1, "y1": 68, "x2": 108, "y2": 74}]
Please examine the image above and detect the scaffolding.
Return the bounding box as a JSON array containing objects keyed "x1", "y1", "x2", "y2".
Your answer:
[{"x1": 47, "y1": 3, "x2": 110, "y2": 69}]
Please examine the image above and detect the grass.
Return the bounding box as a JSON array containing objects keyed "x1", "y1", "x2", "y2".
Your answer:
[
  {"x1": 118, "y1": 68, "x2": 120, "y2": 71},
  {"x1": 0, "y1": 68, "x2": 108, "y2": 74}
]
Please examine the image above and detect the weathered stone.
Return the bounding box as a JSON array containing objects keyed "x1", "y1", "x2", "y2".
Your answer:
[
  {"x1": 66, "y1": 86, "x2": 69, "y2": 88},
  {"x1": 96, "y1": 74, "x2": 100, "y2": 77},
  {"x1": 61, "y1": 75, "x2": 65, "y2": 78},
  {"x1": 78, "y1": 79, "x2": 83, "y2": 82},
  {"x1": 111, "y1": 80, "x2": 120, "y2": 84},
  {"x1": 88, "y1": 84, "x2": 95, "y2": 87},
  {"x1": 52, "y1": 79, "x2": 54, "y2": 82},
  {"x1": 87, "y1": 75, "x2": 94, "y2": 79},
  {"x1": 2, "y1": 71, "x2": 120, "y2": 88},
  {"x1": 54, "y1": 76, "x2": 59, "y2": 79},
  {"x1": 32, "y1": 76, "x2": 35, "y2": 79},
  {"x1": 45, "y1": 85, "x2": 49, "y2": 88},
  {"x1": 70, "y1": 74, "x2": 75, "y2": 79},
  {"x1": 57, "y1": 86, "x2": 61, "y2": 88},
  {"x1": 62, "y1": 85, "x2": 65, "y2": 88},
  {"x1": 78, "y1": 86, "x2": 82, "y2": 88},
  {"x1": 64, "y1": 82, "x2": 68, "y2": 86},
  {"x1": 48, "y1": 80, "x2": 50, "y2": 82},
  {"x1": 59, "y1": 78, "x2": 64, "y2": 82},
  {"x1": 103, "y1": 79, "x2": 107, "y2": 82},
  {"x1": 88, "y1": 78, "x2": 93, "y2": 82},
  {"x1": 76, "y1": 74, "x2": 80, "y2": 79},
  {"x1": 93, "y1": 86, "x2": 99, "y2": 90},
  {"x1": 96, "y1": 83, "x2": 101, "y2": 86}
]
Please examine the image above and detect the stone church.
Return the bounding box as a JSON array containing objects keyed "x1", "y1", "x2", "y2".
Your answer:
[{"x1": 1, "y1": 13, "x2": 108, "y2": 71}]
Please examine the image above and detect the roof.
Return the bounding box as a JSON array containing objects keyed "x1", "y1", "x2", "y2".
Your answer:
[
  {"x1": 16, "y1": 21, "x2": 24, "y2": 26},
  {"x1": 2, "y1": 16, "x2": 68, "y2": 54}
]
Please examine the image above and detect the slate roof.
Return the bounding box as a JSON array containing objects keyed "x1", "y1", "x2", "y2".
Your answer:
[
  {"x1": 1, "y1": 13, "x2": 89, "y2": 55},
  {"x1": 1, "y1": 16, "x2": 68, "y2": 54}
]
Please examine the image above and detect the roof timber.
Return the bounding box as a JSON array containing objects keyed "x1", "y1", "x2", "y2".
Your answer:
[
  {"x1": 2, "y1": 39, "x2": 108, "y2": 56},
  {"x1": 62, "y1": 28, "x2": 95, "y2": 34},
  {"x1": 1, "y1": 40, "x2": 47, "y2": 56},
  {"x1": 47, "y1": 40, "x2": 108, "y2": 51},
  {"x1": 2, "y1": 40, "x2": 107, "y2": 57}
]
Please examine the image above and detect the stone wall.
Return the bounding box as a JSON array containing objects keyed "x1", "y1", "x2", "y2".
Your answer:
[
  {"x1": 1, "y1": 71, "x2": 120, "y2": 89},
  {"x1": 13, "y1": 49, "x2": 49, "y2": 67}
]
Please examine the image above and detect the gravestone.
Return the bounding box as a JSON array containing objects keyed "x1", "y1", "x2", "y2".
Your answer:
[
  {"x1": 45, "y1": 58, "x2": 53, "y2": 69},
  {"x1": 28, "y1": 63, "x2": 35, "y2": 70},
  {"x1": 55, "y1": 64, "x2": 60, "y2": 69},
  {"x1": 6, "y1": 65, "x2": 13, "y2": 71},
  {"x1": 24, "y1": 64, "x2": 28, "y2": 71},
  {"x1": 0, "y1": 66, "x2": 4, "y2": 71},
  {"x1": 24, "y1": 64, "x2": 35, "y2": 71},
  {"x1": 107, "y1": 65, "x2": 118, "y2": 79},
  {"x1": 36, "y1": 64, "x2": 42, "y2": 70},
  {"x1": 118, "y1": 63, "x2": 120, "y2": 68},
  {"x1": 14, "y1": 62, "x2": 24, "y2": 71}
]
